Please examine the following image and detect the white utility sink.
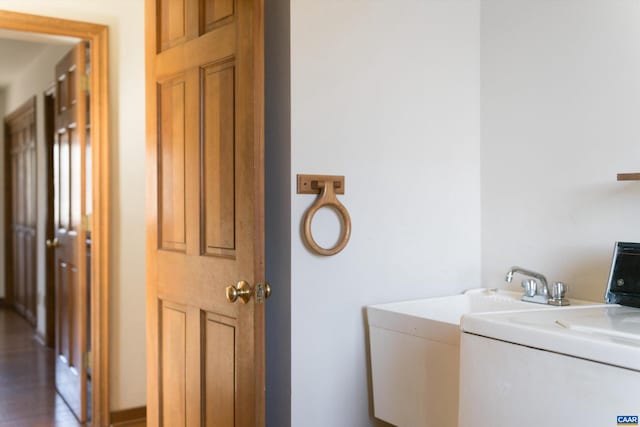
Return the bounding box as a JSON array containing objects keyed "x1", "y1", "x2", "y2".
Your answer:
[{"x1": 366, "y1": 288, "x2": 598, "y2": 427}]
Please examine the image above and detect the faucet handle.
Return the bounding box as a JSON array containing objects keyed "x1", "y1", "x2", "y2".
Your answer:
[
  {"x1": 551, "y1": 282, "x2": 568, "y2": 300},
  {"x1": 548, "y1": 282, "x2": 570, "y2": 306},
  {"x1": 521, "y1": 279, "x2": 537, "y2": 297}
]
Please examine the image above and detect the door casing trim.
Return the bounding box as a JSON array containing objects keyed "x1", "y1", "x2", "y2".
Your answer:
[{"x1": 0, "y1": 10, "x2": 110, "y2": 427}]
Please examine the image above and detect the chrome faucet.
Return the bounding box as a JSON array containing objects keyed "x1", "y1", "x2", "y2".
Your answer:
[
  {"x1": 505, "y1": 266, "x2": 570, "y2": 306},
  {"x1": 505, "y1": 266, "x2": 550, "y2": 304}
]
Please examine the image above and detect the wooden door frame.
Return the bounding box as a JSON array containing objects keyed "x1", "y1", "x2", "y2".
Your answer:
[{"x1": 0, "y1": 11, "x2": 110, "y2": 427}]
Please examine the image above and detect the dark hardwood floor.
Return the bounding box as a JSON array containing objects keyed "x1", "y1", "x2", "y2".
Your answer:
[{"x1": 0, "y1": 308, "x2": 82, "y2": 427}]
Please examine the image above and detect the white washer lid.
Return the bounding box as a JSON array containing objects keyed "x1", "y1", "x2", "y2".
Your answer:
[{"x1": 461, "y1": 305, "x2": 640, "y2": 371}]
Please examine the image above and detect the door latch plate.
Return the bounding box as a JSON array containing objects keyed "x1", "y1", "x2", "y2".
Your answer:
[{"x1": 255, "y1": 282, "x2": 271, "y2": 304}]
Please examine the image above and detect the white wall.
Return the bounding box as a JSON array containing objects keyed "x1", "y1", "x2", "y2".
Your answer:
[
  {"x1": 481, "y1": 0, "x2": 640, "y2": 302},
  {"x1": 4, "y1": 42, "x2": 77, "y2": 334},
  {"x1": 266, "y1": 0, "x2": 482, "y2": 425},
  {"x1": 0, "y1": 0, "x2": 146, "y2": 410},
  {"x1": 5, "y1": 44, "x2": 72, "y2": 111}
]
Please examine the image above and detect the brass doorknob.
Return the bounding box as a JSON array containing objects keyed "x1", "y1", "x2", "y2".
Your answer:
[
  {"x1": 225, "y1": 281, "x2": 272, "y2": 304},
  {"x1": 226, "y1": 280, "x2": 252, "y2": 304},
  {"x1": 46, "y1": 238, "x2": 60, "y2": 248}
]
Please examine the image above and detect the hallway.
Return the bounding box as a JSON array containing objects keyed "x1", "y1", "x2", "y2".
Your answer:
[{"x1": 0, "y1": 308, "x2": 82, "y2": 426}]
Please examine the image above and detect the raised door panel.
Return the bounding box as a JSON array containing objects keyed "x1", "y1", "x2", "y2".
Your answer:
[
  {"x1": 54, "y1": 246, "x2": 80, "y2": 374},
  {"x1": 14, "y1": 231, "x2": 25, "y2": 313},
  {"x1": 56, "y1": 261, "x2": 83, "y2": 418},
  {"x1": 11, "y1": 153, "x2": 19, "y2": 223},
  {"x1": 25, "y1": 231, "x2": 37, "y2": 322},
  {"x1": 202, "y1": 0, "x2": 234, "y2": 32},
  {"x1": 59, "y1": 131, "x2": 71, "y2": 230},
  {"x1": 58, "y1": 260, "x2": 71, "y2": 363},
  {"x1": 53, "y1": 137, "x2": 61, "y2": 228},
  {"x1": 160, "y1": 303, "x2": 187, "y2": 427},
  {"x1": 14, "y1": 132, "x2": 23, "y2": 224},
  {"x1": 70, "y1": 127, "x2": 81, "y2": 230},
  {"x1": 16, "y1": 147, "x2": 25, "y2": 224},
  {"x1": 25, "y1": 142, "x2": 36, "y2": 226},
  {"x1": 202, "y1": 62, "x2": 236, "y2": 255},
  {"x1": 158, "y1": 77, "x2": 187, "y2": 252},
  {"x1": 203, "y1": 313, "x2": 236, "y2": 427},
  {"x1": 57, "y1": 75, "x2": 68, "y2": 115},
  {"x1": 69, "y1": 265, "x2": 80, "y2": 370},
  {"x1": 159, "y1": 0, "x2": 187, "y2": 51}
]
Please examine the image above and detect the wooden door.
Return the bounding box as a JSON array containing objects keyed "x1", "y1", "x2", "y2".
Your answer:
[
  {"x1": 146, "y1": 0, "x2": 265, "y2": 425},
  {"x1": 5, "y1": 98, "x2": 37, "y2": 326},
  {"x1": 44, "y1": 87, "x2": 56, "y2": 348},
  {"x1": 53, "y1": 43, "x2": 89, "y2": 423}
]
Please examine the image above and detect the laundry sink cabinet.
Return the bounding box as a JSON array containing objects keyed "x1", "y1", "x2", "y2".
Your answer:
[{"x1": 366, "y1": 289, "x2": 596, "y2": 427}]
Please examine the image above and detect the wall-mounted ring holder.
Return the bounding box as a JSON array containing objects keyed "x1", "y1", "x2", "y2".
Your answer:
[{"x1": 297, "y1": 174, "x2": 351, "y2": 256}]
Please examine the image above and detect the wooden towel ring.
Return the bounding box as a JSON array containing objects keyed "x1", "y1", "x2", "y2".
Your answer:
[{"x1": 301, "y1": 178, "x2": 351, "y2": 256}]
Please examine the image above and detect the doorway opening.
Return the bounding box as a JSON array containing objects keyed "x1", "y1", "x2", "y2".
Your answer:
[{"x1": 0, "y1": 11, "x2": 109, "y2": 427}]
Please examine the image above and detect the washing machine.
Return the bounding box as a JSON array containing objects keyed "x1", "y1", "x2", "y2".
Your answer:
[{"x1": 458, "y1": 242, "x2": 640, "y2": 427}]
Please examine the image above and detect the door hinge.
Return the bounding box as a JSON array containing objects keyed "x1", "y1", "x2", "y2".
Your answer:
[
  {"x1": 80, "y1": 74, "x2": 90, "y2": 92},
  {"x1": 82, "y1": 214, "x2": 92, "y2": 232},
  {"x1": 85, "y1": 351, "x2": 92, "y2": 370}
]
